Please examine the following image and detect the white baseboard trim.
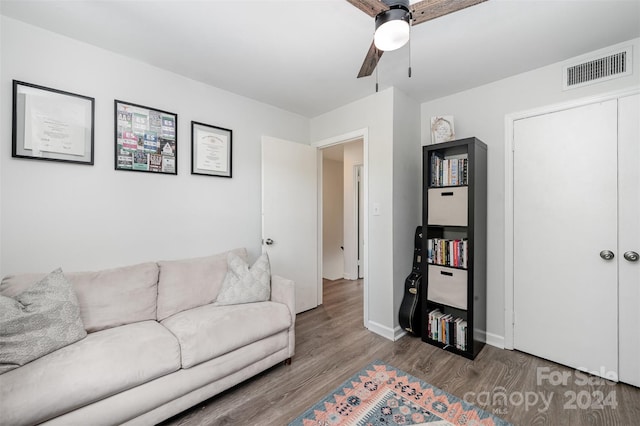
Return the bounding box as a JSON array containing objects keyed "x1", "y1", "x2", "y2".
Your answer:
[
  {"x1": 393, "y1": 326, "x2": 407, "y2": 341},
  {"x1": 367, "y1": 321, "x2": 505, "y2": 348},
  {"x1": 322, "y1": 274, "x2": 342, "y2": 281},
  {"x1": 366, "y1": 320, "x2": 397, "y2": 341},
  {"x1": 484, "y1": 331, "x2": 505, "y2": 349},
  {"x1": 343, "y1": 273, "x2": 357, "y2": 280},
  {"x1": 474, "y1": 328, "x2": 487, "y2": 344}
]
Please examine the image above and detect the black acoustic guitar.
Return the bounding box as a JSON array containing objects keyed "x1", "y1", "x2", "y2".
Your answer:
[{"x1": 398, "y1": 226, "x2": 423, "y2": 336}]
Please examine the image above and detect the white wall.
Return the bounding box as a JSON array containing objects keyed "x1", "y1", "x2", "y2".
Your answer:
[
  {"x1": 392, "y1": 90, "x2": 421, "y2": 330},
  {"x1": 420, "y1": 38, "x2": 640, "y2": 347},
  {"x1": 0, "y1": 17, "x2": 309, "y2": 275},
  {"x1": 311, "y1": 88, "x2": 395, "y2": 337},
  {"x1": 322, "y1": 158, "x2": 343, "y2": 280},
  {"x1": 342, "y1": 140, "x2": 363, "y2": 280}
]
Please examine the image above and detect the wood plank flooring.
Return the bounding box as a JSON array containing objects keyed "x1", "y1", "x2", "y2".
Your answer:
[{"x1": 161, "y1": 278, "x2": 640, "y2": 425}]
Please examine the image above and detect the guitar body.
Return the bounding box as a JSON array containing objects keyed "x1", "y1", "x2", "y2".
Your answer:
[{"x1": 398, "y1": 226, "x2": 423, "y2": 336}]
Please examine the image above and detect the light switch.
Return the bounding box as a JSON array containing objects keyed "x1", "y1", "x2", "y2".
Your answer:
[{"x1": 372, "y1": 202, "x2": 381, "y2": 216}]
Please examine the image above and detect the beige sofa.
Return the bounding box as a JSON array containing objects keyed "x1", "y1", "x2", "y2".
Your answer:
[{"x1": 0, "y1": 248, "x2": 295, "y2": 425}]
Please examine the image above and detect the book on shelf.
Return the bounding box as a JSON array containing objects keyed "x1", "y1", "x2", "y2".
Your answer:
[
  {"x1": 430, "y1": 153, "x2": 468, "y2": 187},
  {"x1": 427, "y1": 238, "x2": 468, "y2": 268},
  {"x1": 426, "y1": 309, "x2": 468, "y2": 351},
  {"x1": 451, "y1": 160, "x2": 458, "y2": 186}
]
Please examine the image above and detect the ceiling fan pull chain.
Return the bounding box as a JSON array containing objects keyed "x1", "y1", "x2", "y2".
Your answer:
[
  {"x1": 408, "y1": 17, "x2": 413, "y2": 78},
  {"x1": 375, "y1": 49, "x2": 379, "y2": 92},
  {"x1": 408, "y1": 26, "x2": 412, "y2": 78}
]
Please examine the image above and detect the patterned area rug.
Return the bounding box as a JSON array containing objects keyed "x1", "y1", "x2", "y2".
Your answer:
[{"x1": 289, "y1": 361, "x2": 512, "y2": 426}]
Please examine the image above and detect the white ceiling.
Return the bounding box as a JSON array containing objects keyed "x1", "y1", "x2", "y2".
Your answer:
[{"x1": 1, "y1": 0, "x2": 639, "y2": 118}]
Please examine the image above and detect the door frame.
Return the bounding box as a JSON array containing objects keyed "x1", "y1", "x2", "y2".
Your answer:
[
  {"x1": 313, "y1": 128, "x2": 369, "y2": 327},
  {"x1": 355, "y1": 163, "x2": 364, "y2": 279},
  {"x1": 503, "y1": 87, "x2": 640, "y2": 350}
]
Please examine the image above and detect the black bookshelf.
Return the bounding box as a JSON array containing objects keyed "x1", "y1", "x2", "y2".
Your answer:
[{"x1": 421, "y1": 137, "x2": 487, "y2": 360}]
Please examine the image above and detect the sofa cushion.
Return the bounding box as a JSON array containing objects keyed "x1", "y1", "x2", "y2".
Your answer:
[
  {"x1": 0, "y1": 262, "x2": 159, "y2": 333},
  {"x1": 215, "y1": 252, "x2": 271, "y2": 305},
  {"x1": 0, "y1": 268, "x2": 87, "y2": 374},
  {"x1": 156, "y1": 248, "x2": 247, "y2": 320},
  {"x1": 161, "y1": 301, "x2": 291, "y2": 368},
  {"x1": 0, "y1": 320, "x2": 181, "y2": 426}
]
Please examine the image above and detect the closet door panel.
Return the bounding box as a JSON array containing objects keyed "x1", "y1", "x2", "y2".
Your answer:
[
  {"x1": 618, "y1": 93, "x2": 640, "y2": 387},
  {"x1": 513, "y1": 100, "x2": 618, "y2": 378}
]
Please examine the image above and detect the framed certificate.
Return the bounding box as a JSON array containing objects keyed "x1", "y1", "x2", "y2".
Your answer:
[
  {"x1": 191, "y1": 121, "x2": 232, "y2": 178},
  {"x1": 12, "y1": 80, "x2": 95, "y2": 165}
]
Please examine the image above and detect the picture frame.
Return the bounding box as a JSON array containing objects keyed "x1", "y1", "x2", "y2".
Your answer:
[
  {"x1": 12, "y1": 80, "x2": 95, "y2": 165},
  {"x1": 114, "y1": 100, "x2": 177, "y2": 175},
  {"x1": 430, "y1": 115, "x2": 456, "y2": 144},
  {"x1": 191, "y1": 121, "x2": 232, "y2": 178}
]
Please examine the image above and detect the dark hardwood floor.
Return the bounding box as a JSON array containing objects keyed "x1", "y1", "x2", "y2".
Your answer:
[{"x1": 162, "y1": 278, "x2": 640, "y2": 425}]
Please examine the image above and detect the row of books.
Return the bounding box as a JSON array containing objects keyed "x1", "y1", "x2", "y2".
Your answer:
[
  {"x1": 427, "y1": 238, "x2": 468, "y2": 268},
  {"x1": 430, "y1": 153, "x2": 468, "y2": 187},
  {"x1": 427, "y1": 309, "x2": 468, "y2": 351}
]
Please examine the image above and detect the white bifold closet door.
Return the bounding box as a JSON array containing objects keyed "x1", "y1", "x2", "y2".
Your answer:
[
  {"x1": 618, "y1": 94, "x2": 640, "y2": 388},
  {"x1": 513, "y1": 100, "x2": 619, "y2": 380}
]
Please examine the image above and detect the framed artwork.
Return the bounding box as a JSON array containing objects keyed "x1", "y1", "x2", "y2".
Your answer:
[
  {"x1": 191, "y1": 121, "x2": 232, "y2": 178},
  {"x1": 12, "y1": 80, "x2": 95, "y2": 165},
  {"x1": 114, "y1": 100, "x2": 177, "y2": 174},
  {"x1": 430, "y1": 116, "x2": 455, "y2": 144}
]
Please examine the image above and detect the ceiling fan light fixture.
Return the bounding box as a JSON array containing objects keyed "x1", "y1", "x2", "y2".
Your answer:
[{"x1": 374, "y1": 6, "x2": 411, "y2": 51}]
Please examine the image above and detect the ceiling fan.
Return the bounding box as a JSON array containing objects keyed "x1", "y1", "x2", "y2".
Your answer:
[{"x1": 347, "y1": 0, "x2": 487, "y2": 78}]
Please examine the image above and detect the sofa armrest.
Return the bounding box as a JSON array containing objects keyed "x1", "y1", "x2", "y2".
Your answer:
[{"x1": 271, "y1": 275, "x2": 295, "y2": 325}]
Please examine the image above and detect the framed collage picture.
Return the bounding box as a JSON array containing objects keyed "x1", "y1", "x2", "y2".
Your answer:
[{"x1": 114, "y1": 100, "x2": 177, "y2": 174}]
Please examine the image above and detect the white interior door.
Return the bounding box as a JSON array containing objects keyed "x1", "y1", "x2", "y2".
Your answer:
[
  {"x1": 262, "y1": 136, "x2": 318, "y2": 313},
  {"x1": 513, "y1": 100, "x2": 618, "y2": 378},
  {"x1": 618, "y1": 93, "x2": 640, "y2": 387}
]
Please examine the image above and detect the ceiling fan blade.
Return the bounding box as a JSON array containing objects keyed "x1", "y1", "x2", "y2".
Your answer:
[
  {"x1": 411, "y1": 0, "x2": 487, "y2": 26},
  {"x1": 357, "y1": 40, "x2": 383, "y2": 78},
  {"x1": 346, "y1": 0, "x2": 389, "y2": 18}
]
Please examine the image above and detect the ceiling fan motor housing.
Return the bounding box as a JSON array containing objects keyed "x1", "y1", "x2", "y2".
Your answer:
[
  {"x1": 375, "y1": 0, "x2": 411, "y2": 32},
  {"x1": 378, "y1": 0, "x2": 411, "y2": 20},
  {"x1": 375, "y1": 7, "x2": 411, "y2": 26},
  {"x1": 381, "y1": 0, "x2": 410, "y2": 9}
]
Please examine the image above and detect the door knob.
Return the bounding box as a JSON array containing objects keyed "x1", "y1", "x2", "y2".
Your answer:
[
  {"x1": 623, "y1": 251, "x2": 639, "y2": 262},
  {"x1": 599, "y1": 250, "x2": 615, "y2": 260},
  {"x1": 264, "y1": 238, "x2": 274, "y2": 246}
]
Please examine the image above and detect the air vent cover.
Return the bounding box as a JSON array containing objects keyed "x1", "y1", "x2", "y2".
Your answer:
[{"x1": 563, "y1": 46, "x2": 632, "y2": 90}]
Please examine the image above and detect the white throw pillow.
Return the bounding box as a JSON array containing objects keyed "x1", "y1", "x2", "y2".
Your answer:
[
  {"x1": 215, "y1": 252, "x2": 271, "y2": 305},
  {"x1": 0, "y1": 268, "x2": 87, "y2": 374}
]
